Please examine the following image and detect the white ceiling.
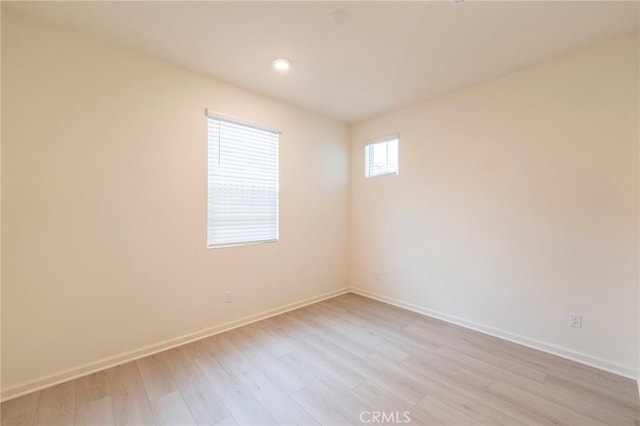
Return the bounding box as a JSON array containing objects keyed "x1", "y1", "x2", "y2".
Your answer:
[{"x1": 5, "y1": 1, "x2": 639, "y2": 122}]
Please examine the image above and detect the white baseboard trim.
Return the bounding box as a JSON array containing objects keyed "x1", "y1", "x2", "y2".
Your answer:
[
  {"x1": 1, "y1": 287, "x2": 350, "y2": 402},
  {"x1": 4, "y1": 286, "x2": 636, "y2": 401},
  {"x1": 350, "y1": 287, "x2": 638, "y2": 380}
]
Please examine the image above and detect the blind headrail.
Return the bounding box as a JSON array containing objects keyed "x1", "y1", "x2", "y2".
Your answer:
[{"x1": 205, "y1": 109, "x2": 281, "y2": 135}]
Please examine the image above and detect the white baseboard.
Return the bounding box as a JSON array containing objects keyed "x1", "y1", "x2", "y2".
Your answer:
[
  {"x1": 1, "y1": 287, "x2": 350, "y2": 402},
  {"x1": 3, "y1": 286, "x2": 636, "y2": 402},
  {"x1": 350, "y1": 287, "x2": 638, "y2": 380}
]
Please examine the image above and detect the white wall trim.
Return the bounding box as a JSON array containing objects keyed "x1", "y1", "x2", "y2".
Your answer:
[
  {"x1": 350, "y1": 287, "x2": 638, "y2": 380},
  {"x1": 1, "y1": 287, "x2": 350, "y2": 402},
  {"x1": 4, "y1": 286, "x2": 636, "y2": 402}
]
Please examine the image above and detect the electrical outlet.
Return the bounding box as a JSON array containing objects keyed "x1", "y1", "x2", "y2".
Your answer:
[
  {"x1": 570, "y1": 313, "x2": 582, "y2": 328},
  {"x1": 375, "y1": 271, "x2": 381, "y2": 281},
  {"x1": 224, "y1": 291, "x2": 232, "y2": 304}
]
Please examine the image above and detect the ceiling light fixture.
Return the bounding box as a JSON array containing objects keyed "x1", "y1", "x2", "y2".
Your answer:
[
  {"x1": 272, "y1": 58, "x2": 291, "y2": 71},
  {"x1": 330, "y1": 11, "x2": 350, "y2": 27}
]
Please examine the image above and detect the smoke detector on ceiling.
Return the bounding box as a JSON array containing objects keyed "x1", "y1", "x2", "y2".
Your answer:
[{"x1": 330, "y1": 11, "x2": 350, "y2": 27}]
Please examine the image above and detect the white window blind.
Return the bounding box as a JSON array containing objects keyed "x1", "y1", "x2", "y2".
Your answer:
[
  {"x1": 365, "y1": 136, "x2": 399, "y2": 178},
  {"x1": 207, "y1": 112, "x2": 279, "y2": 248}
]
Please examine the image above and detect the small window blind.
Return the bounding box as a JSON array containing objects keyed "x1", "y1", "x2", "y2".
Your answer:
[
  {"x1": 207, "y1": 112, "x2": 279, "y2": 248},
  {"x1": 365, "y1": 136, "x2": 399, "y2": 178}
]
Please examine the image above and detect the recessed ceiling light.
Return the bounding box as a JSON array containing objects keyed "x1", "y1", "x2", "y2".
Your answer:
[
  {"x1": 272, "y1": 58, "x2": 291, "y2": 71},
  {"x1": 330, "y1": 11, "x2": 350, "y2": 27}
]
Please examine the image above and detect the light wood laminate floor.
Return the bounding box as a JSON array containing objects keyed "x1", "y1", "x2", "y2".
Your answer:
[{"x1": 2, "y1": 293, "x2": 639, "y2": 425}]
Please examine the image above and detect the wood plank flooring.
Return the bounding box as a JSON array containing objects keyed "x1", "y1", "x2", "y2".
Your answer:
[{"x1": 2, "y1": 293, "x2": 639, "y2": 425}]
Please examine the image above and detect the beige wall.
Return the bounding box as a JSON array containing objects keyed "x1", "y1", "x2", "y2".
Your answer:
[
  {"x1": 1, "y1": 11, "x2": 350, "y2": 392},
  {"x1": 350, "y1": 36, "x2": 639, "y2": 377}
]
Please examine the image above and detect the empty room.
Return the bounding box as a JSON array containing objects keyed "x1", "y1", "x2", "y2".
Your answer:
[{"x1": 1, "y1": 1, "x2": 639, "y2": 425}]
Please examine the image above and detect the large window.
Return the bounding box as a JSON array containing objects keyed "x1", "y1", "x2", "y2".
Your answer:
[
  {"x1": 207, "y1": 112, "x2": 279, "y2": 248},
  {"x1": 365, "y1": 136, "x2": 399, "y2": 178}
]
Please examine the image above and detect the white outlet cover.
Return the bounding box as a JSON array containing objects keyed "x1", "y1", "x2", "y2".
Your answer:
[{"x1": 570, "y1": 313, "x2": 582, "y2": 328}]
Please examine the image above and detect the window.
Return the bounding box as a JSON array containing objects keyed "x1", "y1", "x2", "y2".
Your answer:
[
  {"x1": 207, "y1": 111, "x2": 279, "y2": 248},
  {"x1": 365, "y1": 136, "x2": 399, "y2": 178}
]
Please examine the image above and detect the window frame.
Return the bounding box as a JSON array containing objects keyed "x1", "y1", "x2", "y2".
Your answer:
[
  {"x1": 206, "y1": 110, "x2": 280, "y2": 249},
  {"x1": 364, "y1": 134, "x2": 400, "y2": 179}
]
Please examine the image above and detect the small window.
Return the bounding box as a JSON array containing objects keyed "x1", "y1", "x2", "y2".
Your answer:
[
  {"x1": 207, "y1": 112, "x2": 279, "y2": 248},
  {"x1": 365, "y1": 136, "x2": 399, "y2": 178}
]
